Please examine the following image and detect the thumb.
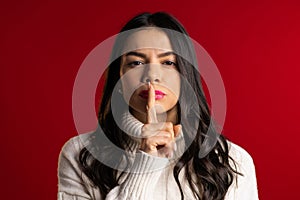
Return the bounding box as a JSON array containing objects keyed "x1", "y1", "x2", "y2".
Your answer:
[{"x1": 173, "y1": 125, "x2": 182, "y2": 138}]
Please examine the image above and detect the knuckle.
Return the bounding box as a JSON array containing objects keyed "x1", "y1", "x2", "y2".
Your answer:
[
  {"x1": 141, "y1": 124, "x2": 149, "y2": 132},
  {"x1": 166, "y1": 122, "x2": 173, "y2": 129},
  {"x1": 145, "y1": 139, "x2": 153, "y2": 147},
  {"x1": 142, "y1": 130, "x2": 153, "y2": 138},
  {"x1": 163, "y1": 135, "x2": 172, "y2": 142},
  {"x1": 164, "y1": 133, "x2": 172, "y2": 139}
]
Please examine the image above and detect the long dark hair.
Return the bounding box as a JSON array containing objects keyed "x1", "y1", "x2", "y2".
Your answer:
[{"x1": 79, "y1": 12, "x2": 240, "y2": 200}]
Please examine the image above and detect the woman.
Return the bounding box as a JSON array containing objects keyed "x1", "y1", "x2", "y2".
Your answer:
[{"x1": 58, "y1": 12, "x2": 259, "y2": 199}]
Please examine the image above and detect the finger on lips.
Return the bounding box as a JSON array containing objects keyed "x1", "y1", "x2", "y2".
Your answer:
[
  {"x1": 141, "y1": 82, "x2": 181, "y2": 157},
  {"x1": 147, "y1": 82, "x2": 158, "y2": 124}
]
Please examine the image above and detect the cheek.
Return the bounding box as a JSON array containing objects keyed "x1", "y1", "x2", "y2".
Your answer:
[
  {"x1": 120, "y1": 69, "x2": 143, "y2": 102},
  {"x1": 121, "y1": 78, "x2": 136, "y2": 103},
  {"x1": 164, "y1": 72, "x2": 181, "y2": 97}
]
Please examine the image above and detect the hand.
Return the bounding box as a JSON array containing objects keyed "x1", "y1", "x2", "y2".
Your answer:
[{"x1": 139, "y1": 82, "x2": 181, "y2": 158}]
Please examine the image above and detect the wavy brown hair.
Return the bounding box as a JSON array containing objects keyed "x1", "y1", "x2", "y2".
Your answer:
[{"x1": 79, "y1": 12, "x2": 241, "y2": 200}]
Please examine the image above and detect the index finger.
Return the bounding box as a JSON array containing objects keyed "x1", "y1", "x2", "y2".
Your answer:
[{"x1": 146, "y1": 82, "x2": 158, "y2": 124}]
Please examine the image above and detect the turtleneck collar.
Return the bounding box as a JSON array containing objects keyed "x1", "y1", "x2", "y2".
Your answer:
[{"x1": 120, "y1": 110, "x2": 144, "y2": 150}]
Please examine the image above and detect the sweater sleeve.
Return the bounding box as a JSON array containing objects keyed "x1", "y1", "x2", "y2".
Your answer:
[
  {"x1": 58, "y1": 135, "x2": 169, "y2": 200},
  {"x1": 226, "y1": 143, "x2": 259, "y2": 200},
  {"x1": 57, "y1": 136, "x2": 101, "y2": 200}
]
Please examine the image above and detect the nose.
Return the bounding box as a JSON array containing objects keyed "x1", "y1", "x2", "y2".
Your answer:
[{"x1": 142, "y1": 63, "x2": 162, "y2": 84}]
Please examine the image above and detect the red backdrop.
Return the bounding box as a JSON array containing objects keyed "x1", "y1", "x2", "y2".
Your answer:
[{"x1": 1, "y1": 0, "x2": 299, "y2": 199}]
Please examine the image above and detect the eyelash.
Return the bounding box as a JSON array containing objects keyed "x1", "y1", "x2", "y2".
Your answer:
[
  {"x1": 162, "y1": 61, "x2": 177, "y2": 66},
  {"x1": 127, "y1": 61, "x2": 144, "y2": 67},
  {"x1": 127, "y1": 60, "x2": 177, "y2": 67}
]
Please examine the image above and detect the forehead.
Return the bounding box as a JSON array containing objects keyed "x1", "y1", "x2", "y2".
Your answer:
[{"x1": 122, "y1": 28, "x2": 173, "y2": 53}]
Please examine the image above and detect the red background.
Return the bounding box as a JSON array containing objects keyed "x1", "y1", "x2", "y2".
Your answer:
[{"x1": 1, "y1": 0, "x2": 300, "y2": 199}]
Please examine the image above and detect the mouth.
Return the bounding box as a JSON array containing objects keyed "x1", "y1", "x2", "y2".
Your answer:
[{"x1": 139, "y1": 90, "x2": 166, "y2": 100}]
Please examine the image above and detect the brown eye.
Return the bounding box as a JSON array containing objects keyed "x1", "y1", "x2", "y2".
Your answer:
[
  {"x1": 162, "y1": 61, "x2": 177, "y2": 66},
  {"x1": 127, "y1": 61, "x2": 144, "y2": 67}
]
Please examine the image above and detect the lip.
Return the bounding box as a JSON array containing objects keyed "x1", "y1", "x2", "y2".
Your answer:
[{"x1": 139, "y1": 90, "x2": 166, "y2": 100}]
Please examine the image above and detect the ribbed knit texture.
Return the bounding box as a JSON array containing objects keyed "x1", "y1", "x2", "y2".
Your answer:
[{"x1": 58, "y1": 111, "x2": 259, "y2": 199}]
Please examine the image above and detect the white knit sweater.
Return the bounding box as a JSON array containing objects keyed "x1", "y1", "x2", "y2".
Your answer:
[{"x1": 57, "y1": 112, "x2": 259, "y2": 200}]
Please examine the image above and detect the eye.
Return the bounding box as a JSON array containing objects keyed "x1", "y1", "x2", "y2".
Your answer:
[
  {"x1": 127, "y1": 61, "x2": 144, "y2": 67},
  {"x1": 162, "y1": 61, "x2": 177, "y2": 66}
]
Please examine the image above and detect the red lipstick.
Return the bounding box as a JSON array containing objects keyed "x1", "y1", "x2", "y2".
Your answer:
[{"x1": 139, "y1": 90, "x2": 166, "y2": 100}]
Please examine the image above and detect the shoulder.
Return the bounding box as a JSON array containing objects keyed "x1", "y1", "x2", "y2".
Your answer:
[
  {"x1": 58, "y1": 132, "x2": 95, "y2": 177},
  {"x1": 59, "y1": 135, "x2": 80, "y2": 156},
  {"x1": 58, "y1": 132, "x2": 101, "y2": 199},
  {"x1": 226, "y1": 141, "x2": 259, "y2": 199},
  {"x1": 227, "y1": 141, "x2": 255, "y2": 167},
  {"x1": 226, "y1": 140, "x2": 257, "y2": 176},
  {"x1": 59, "y1": 132, "x2": 94, "y2": 160}
]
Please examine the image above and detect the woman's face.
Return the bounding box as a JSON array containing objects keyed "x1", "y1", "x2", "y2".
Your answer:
[{"x1": 119, "y1": 28, "x2": 180, "y2": 122}]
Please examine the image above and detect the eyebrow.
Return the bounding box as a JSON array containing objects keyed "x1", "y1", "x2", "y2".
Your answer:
[
  {"x1": 125, "y1": 51, "x2": 147, "y2": 59},
  {"x1": 157, "y1": 51, "x2": 176, "y2": 58},
  {"x1": 125, "y1": 51, "x2": 176, "y2": 59}
]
